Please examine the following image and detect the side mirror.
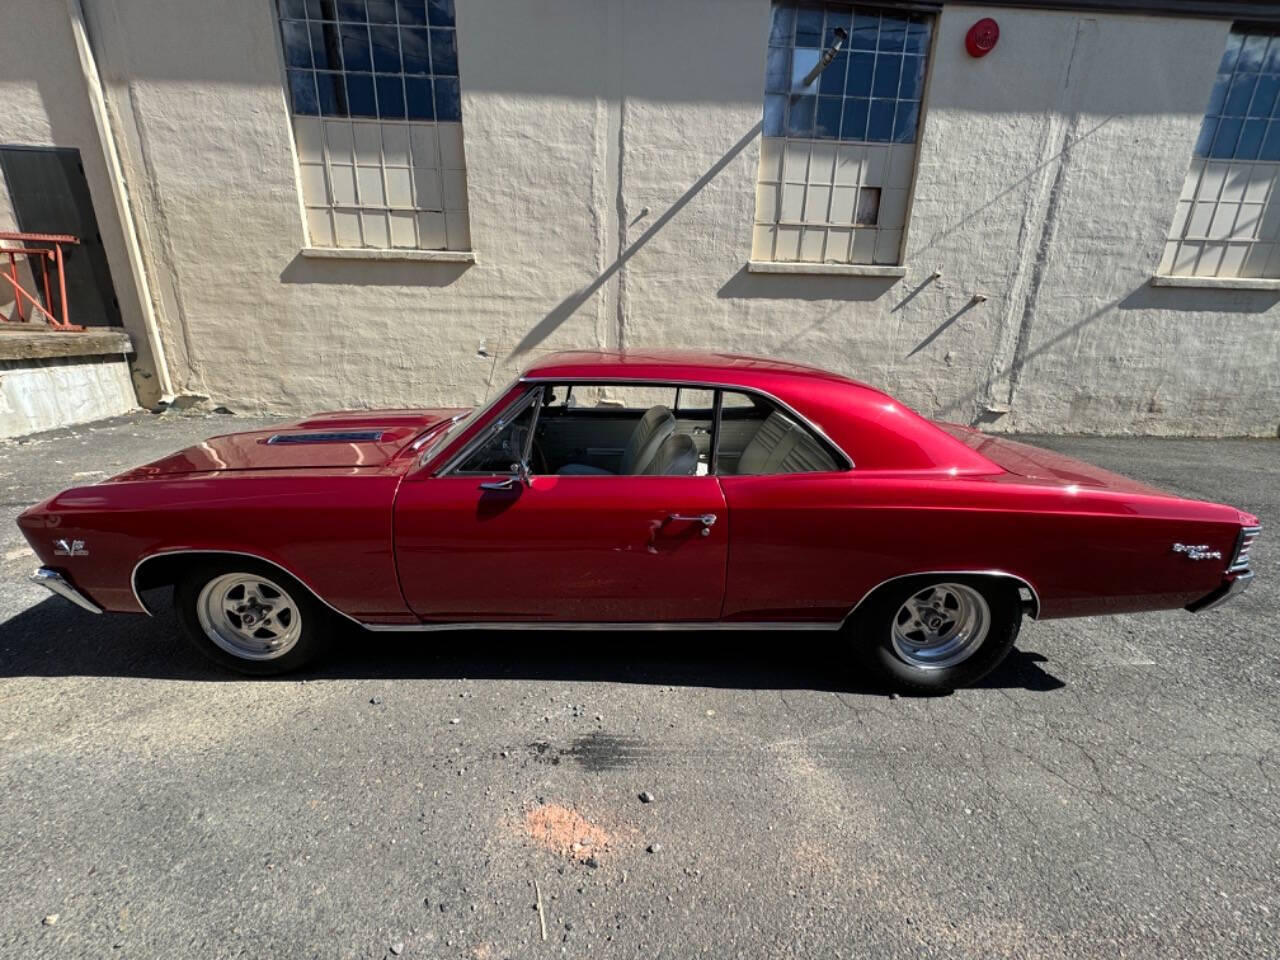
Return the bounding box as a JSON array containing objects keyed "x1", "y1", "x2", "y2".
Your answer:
[{"x1": 512, "y1": 460, "x2": 533, "y2": 487}]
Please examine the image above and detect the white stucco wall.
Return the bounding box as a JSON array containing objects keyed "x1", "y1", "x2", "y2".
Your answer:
[
  {"x1": 912, "y1": 6, "x2": 1274, "y2": 435},
  {"x1": 0, "y1": 0, "x2": 164, "y2": 407},
  {"x1": 6, "y1": 0, "x2": 1274, "y2": 435}
]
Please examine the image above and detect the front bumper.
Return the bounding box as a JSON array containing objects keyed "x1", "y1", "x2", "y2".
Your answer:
[
  {"x1": 1186, "y1": 570, "x2": 1254, "y2": 613},
  {"x1": 31, "y1": 567, "x2": 103, "y2": 614}
]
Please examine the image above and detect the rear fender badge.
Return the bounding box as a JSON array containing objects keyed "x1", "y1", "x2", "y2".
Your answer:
[
  {"x1": 1172, "y1": 542, "x2": 1221, "y2": 561},
  {"x1": 53, "y1": 538, "x2": 88, "y2": 557}
]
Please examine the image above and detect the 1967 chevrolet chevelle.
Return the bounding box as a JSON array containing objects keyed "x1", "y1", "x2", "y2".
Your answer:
[{"x1": 18, "y1": 350, "x2": 1260, "y2": 691}]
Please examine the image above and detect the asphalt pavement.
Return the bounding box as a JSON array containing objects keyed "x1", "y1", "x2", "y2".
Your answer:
[{"x1": 0, "y1": 412, "x2": 1275, "y2": 959}]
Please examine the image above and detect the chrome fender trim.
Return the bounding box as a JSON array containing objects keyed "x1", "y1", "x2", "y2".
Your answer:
[
  {"x1": 131, "y1": 550, "x2": 847, "y2": 633},
  {"x1": 363, "y1": 620, "x2": 842, "y2": 633},
  {"x1": 130, "y1": 548, "x2": 368, "y2": 628},
  {"x1": 843, "y1": 569, "x2": 1042, "y2": 625}
]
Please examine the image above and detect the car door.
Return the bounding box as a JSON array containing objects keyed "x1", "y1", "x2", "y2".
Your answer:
[
  {"x1": 393, "y1": 385, "x2": 727, "y2": 622},
  {"x1": 713, "y1": 393, "x2": 855, "y2": 622}
]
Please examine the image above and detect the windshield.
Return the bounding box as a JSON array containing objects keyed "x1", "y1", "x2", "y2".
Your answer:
[{"x1": 417, "y1": 375, "x2": 521, "y2": 469}]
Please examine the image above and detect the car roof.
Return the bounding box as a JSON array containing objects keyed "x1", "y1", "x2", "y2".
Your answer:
[
  {"x1": 520, "y1": 349, "x2": 1000, "y2": 474},
  {"x1": 523, "y1": 349, "x2": 874, "y2": 390}
]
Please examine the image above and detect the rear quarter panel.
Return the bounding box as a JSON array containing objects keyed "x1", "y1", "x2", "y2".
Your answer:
[
  {"x1": 720, "y1": 472, "x2": 1244, "y2": 621},
  {"x1": 18, "y1": 469, "x2": 413, "y2": 622}
]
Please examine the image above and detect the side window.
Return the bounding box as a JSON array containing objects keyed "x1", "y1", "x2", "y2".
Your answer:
[
  {"x1": 534, "y1": 382, "x2": 708, "y2": 476},
  {"x1": 675, "y1": 388, "x2": 715, "y2": 412},
  {"x1": 559, "y1": 385, "x2": 679, "y2": 410},
  {"x1": 715, "y1": 391, "x2": 841, "y2": 475},
  {"x1": 1159, "y1": 26, "x2": 1280, "y2": 278},
  {"x1": 753, "y1": 1, "x2": 932, "y2": 266},
  {"x1": 452, "y1": 390, "x2": 538, "y2": 474},
  {"x1": 276, "y1": 0, "x2": 471, "y2": 251}
]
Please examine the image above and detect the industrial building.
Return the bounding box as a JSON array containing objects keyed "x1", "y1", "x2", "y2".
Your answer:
[{"x1": 1, "y1": 0, "x2": 1277, "y2": 437}]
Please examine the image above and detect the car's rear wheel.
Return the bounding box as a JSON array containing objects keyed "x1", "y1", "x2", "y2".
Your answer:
[
  {"x1": 853, "y1": 576, "x2": 1021, "y2": 693},
  {"x1": 175, "y1": 559, "x2": 332, "y2": 675}
]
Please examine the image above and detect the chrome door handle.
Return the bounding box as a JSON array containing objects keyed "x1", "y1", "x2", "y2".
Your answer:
[
  {"x1": 479, "y1": 477, "x2": 517, "y2": 491},
  {"x1": 669, "y1": 513, "x2": 716, "y2": 525},
  {"x1": 669, "y1": 513, "x2": 717, "y2": 536}
]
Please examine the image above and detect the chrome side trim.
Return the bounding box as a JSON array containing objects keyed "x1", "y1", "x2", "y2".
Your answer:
[
  {"x1": 129, "y1": 548, "x2": 366, "y2": 628},
  {"x1": 267, "y1": 430, "x2": 384, "y2": 444},
  {"x1": 409, "y1": 412, "x2": 467, "y2": 450},
  {"x1": 843, "y1": 569, "x2": 1042, "y2": 624},
  {"x1": 134, "y1": 552, "x2": 1042, "y2": 634},
  {"x1": 129, "y1": 550, "x2": 846, "y2": 634},
  {"x1": 31, "y1": 567, "x2": 103, "y2": 614},
  {"x1": 435, "y1": 376, "x2": 855, "y2": 477},
  {"x1": 363, "y1": 620, "x2": 842, "y2": 633}
]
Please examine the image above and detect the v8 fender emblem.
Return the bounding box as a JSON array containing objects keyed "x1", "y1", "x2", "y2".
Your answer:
[{"x1": 53, "y1": 539, "x2": 88, "y2": 557}]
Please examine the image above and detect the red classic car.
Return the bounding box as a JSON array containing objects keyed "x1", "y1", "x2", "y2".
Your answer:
[{"x1": 18, "y1": 350, "x2": 1260, "y2": 691}]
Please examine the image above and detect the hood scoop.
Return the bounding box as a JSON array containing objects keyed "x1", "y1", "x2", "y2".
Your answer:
[{"x1": 265, "y1": 430, "x2": 385, "y2": 445}]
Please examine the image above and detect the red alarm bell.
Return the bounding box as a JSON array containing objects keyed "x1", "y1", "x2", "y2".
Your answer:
[{"x1": 965, "y1": 18, "x2": 1000, "y2": 58}]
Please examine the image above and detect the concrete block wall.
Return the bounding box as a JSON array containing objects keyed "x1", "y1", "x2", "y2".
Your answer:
[
  {"x1": 2, "y1": 0, "x2": 1275, "y2": 436},
  {"x1": 0, "y1": 355, "x2": 137, "y2": 438}
]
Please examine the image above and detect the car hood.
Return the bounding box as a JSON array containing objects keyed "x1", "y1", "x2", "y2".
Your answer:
[
  {"x1": 933, "y1": 422, "x2": 1169, "y2": 495},
  {"x1": 112, "y1": 408, "x2": 468, "y2": 479}
]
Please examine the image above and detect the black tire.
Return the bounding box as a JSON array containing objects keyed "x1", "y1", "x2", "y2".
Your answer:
[
  {"x1": 175, "y1": 558, "x2": 333, "y2": 676},
  {"x1": 851, "y1": 575, "x2": 1021, "y2": 694}
]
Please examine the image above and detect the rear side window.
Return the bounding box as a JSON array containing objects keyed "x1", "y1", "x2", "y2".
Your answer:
[{"x1": 714, "y1": 390, "x2": 841, "y2": 475}]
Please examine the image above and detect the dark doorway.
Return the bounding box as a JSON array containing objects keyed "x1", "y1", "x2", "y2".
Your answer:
[{"x1": 0, "y1": 145, "x2": 122, "y2": 328}]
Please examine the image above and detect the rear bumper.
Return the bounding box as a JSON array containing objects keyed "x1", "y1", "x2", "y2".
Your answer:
[
  {"x1": 31, "y1": 567, "x2": 103, "y2": 614},
  {"x1": 1186, "y1": 570, "x2": 1254, "y2": 613}
]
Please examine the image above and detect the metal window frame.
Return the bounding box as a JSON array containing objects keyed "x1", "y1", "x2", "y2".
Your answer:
[
  {"x1": 1162, "y1": 26, "x2": 1280, "y2": 279},
  {"x1": 274, "y1": 0, "x2": 469, "y2": 251},
  {"x1": 436, "y1": 377, "x2": 855, "y2": 477},
  {"x1": 755, "y1": 1, "x2": 935, "y2": 266},
  {"x1": 442, "y1": 385, "x2": 545, "y2": 476}
]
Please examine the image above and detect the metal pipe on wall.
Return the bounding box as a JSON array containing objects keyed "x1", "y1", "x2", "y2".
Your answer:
[{"x1": 64, "y1": 0, "x2": 176, "y2": 402}]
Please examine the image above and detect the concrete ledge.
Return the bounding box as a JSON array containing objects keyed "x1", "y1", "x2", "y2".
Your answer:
[
  {"x1": 746, "y1": 260, "x2": 907, "y2": 278},
  {"x1": 1149, "y1": 274, "x2": 1280, "y2": 291},
  {"x1": 301, "y1": 246, "x2": 476, "y2": 264},
  {"x1": 0, "y1": 328, "x2": 133, "y2": 361}
]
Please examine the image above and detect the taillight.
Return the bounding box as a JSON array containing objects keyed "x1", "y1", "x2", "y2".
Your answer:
[{"x1": 1229, "y1": 525, "x2": 1261, "y2": 573}]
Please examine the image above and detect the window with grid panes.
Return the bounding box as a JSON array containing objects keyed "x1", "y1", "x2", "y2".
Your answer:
[
  {"x1": 277, "y1": 0, "x2": 470, "y2": 251},
  {"x1": 1160, "y1": 26, "x2": 1280, "y2": 278},
  {"x1": 753, "y1": 2, "x2": 931, "y2": 265}
]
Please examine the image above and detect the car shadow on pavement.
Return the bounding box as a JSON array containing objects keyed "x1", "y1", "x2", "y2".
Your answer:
[{"x1": 0, "y1": 597, "x2": 1065, "y2": 695}]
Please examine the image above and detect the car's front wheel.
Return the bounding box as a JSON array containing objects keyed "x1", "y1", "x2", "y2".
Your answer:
[
  {"x1": 854, "y1": 576, "x2": 1021, "y2": 693},
  {"x1": 175, "y1": 559, "x2": 332, "y2": 675}
]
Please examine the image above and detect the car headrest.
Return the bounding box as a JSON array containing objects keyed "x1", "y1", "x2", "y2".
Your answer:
[
  {"x1": 642, "y1": 432, "x2": 698, "y2": 476},
  {"x1": 622, "y1": 404, "x2": 677, "y2": 474}
]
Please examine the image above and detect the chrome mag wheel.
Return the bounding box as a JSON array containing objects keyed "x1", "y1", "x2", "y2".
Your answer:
[
  {"x1": 890, "y1": 582, "x2": 991, "y2": 670},
  {"x1": 195, "y1": 572, "x2": 303, "y2": 661}
]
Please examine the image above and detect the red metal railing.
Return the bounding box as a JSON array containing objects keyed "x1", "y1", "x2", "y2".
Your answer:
[{"x1": 0, "y1": 231, "x2": 83, "y2": 331}]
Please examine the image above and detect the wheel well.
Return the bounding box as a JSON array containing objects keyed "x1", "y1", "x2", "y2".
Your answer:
[
  {"x1": 131, "y1": 551, "x2": 326, "y2": 617},
  {"x1": 845, "y1": 571, "x2": 1040, "y2": 625}
]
